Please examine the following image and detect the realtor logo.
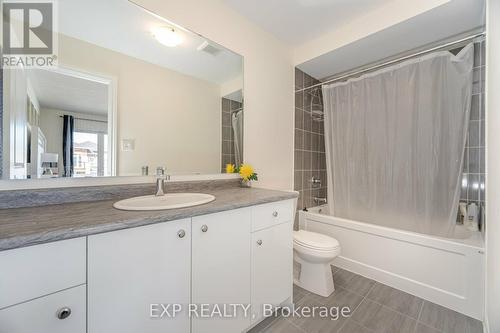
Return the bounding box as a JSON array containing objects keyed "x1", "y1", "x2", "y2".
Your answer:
[{"x1": 2, "y1": 1, "x2": 57, "y2": 67}]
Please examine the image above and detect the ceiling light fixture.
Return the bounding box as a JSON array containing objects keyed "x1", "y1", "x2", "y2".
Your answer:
[{"x1": 152, "y1": 27, "x2": 182, "y2": 47}]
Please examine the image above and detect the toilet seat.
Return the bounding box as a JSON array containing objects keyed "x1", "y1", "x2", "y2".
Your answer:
[{"x1": 293, "y1": 230, "x2": 340, "y2": 251}]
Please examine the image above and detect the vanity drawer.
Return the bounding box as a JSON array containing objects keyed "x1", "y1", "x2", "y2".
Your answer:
[
  {"x1": 0, "y1": 285, "x2": 86, "y2": 333},
  {"x1": 251, "y1": 200, "x2": 294, "y2": 232},
  {"x1": 0, "y1": 238, "x2": 86, "y2": 309}
]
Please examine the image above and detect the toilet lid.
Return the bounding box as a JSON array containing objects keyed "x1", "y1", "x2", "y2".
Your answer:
[{"x1": 294, "y1": 230, "x2": 340, "y2": 250}]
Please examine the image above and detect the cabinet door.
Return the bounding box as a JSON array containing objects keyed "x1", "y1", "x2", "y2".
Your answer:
[
  {"x1": 88, "y1": 219, "x2": 191, "y2": 333},
  {"x1": 192, "y1": 208, "x2": 251, "y2": 333},
  {"x1": 251, "y1": 222, "x2": 293, "y2": 324},
  {"x1": 0, "y1": 285, "x2": 86, "y2": 333}
]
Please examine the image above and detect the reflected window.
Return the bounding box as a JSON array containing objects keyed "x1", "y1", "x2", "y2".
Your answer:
[{"x1": 73, "y1": 132, "x2": 107, "y2": 177}]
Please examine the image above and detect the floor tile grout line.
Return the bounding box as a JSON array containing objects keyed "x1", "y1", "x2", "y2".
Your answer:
[
  {"x1": 337, "y1": 281, "x2": 377, "y2": 333},
  {"x1": 336, "y1": 281, "x2": 424, "y2": 323},
  {"x1": 284, "y1": 316, "x2": 309, "y2": 333},
  {"x1": 413, "y1": 301, "x2": 425, "y2": 333},
  {"x1": 415, "y1": 321, "x2": 446, "y2": 333}
]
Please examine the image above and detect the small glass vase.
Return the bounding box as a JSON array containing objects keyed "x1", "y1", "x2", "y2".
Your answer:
[{"x1": 240, "y1": 179, "x2": 252, "y2": 188}]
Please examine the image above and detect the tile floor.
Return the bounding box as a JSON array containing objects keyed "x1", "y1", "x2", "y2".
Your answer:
[{"x1": 249, "y1": 266, "x2": 483, "y2": 333}]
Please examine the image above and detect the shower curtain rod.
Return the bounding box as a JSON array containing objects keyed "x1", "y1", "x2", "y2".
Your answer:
[
  {"x1": 59, "y1": 115, "x2": 108, "y2": 123},
  {"x1": 299, "y1": 31, "x2": 486, "y2": 92}
]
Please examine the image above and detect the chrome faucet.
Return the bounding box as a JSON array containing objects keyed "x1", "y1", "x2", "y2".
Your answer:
[
  {"x1": 155, "y1": 166, "x2": 169, "y2": 196},
  {"x1": 313, "y1": 197, "x2": 327, "y2": 205}
]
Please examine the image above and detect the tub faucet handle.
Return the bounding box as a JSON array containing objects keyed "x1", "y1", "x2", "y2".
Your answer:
[{"x1": 313, "y1": 197, "x2": 327, "y2": 205}]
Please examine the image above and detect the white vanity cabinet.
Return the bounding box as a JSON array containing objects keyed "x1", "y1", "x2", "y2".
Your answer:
[
  {"x1": 87, "y1": 219, "x2": 191, "y2": 333},
  {"x1": 0, "y1": 238, "x2": 87, "y2": 333},
  {"x1": 192, "y1": 208, "x2": 252, "y2": 333},
  {"x1": 250, "y1": 201, "x2": 294, "y2": 324},
  {"x1": 0, "y1": 285, "x2": 86, "y2": 333},
  {"x1": 251, "y1": 222, "x2": 293, "y2": 323},
  {"x1": 1, "y1": 198, "x2": 295, "y2": 333}
]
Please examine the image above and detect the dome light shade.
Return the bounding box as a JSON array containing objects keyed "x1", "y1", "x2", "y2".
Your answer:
[{"x1": 152, "y1": 27, "x2": 182, "y2": 47}]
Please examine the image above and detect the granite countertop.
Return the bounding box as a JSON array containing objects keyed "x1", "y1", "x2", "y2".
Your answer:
[{"x1": 0, "y1": 187, "x2": 298, "y2": 251}]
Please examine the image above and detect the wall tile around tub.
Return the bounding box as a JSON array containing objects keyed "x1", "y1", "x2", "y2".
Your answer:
[
  {"x1": 481, "y1": 41, "x2": 486, "y2": 66},
  {"x1": 295, "y1": 91, "x2": 304, "y2": 110},
  {"x1": 303, "y1": 111, "x2": 312, "y2": 132},
  {"x1": 470, "y1": 94, "x2": 480, "y2": 120},
  {"x1": 311, "y1": 133, "x2": 319, "y2": 152},
  {"x1": 295, "y1": 68, "x2": 304, "y2": 90},
  {"x1": 295, "y1": 150, "x2": 304, "y2": 171},
  {"x1": 295, "y1": 108, "x2": 304, "y2": 129},
  {"x1": 304, "y1": 90, "x2": 312, "y2": 112},
  {"x1": 480, "y1": 148, "x2": 485, "y2": 173},
  {"x1": 294, "y1": 170, "x2": 303, "y2": 191},
  {"x1": 222, "y1": 111, "x2": 231, "y2": 127},
  {"x1": 468, "y1": 121, "x2": 480, "y2": 147},
  {"x1": 294, "y1": 68, "x2": 328, "y2": 210},
  {"x1": 295, "y1": 129, "x2": 304, "y2": 150},
  {"x1": 468, "y1": 174, "x2": 480, "y2": 201},
  {"x1": 304, "y1": 73, "x2": 314, "y2": 89},
  {"x1": 481, "y1": 120, "x2": 485, "y2": 146},
  {"x1": 481, "y1": 93, "x2": 485, "y2": 120},
  {"x1": 222, "y1": 126, "x2": 232, "y2": 140},
  {"x1": 304, "y1": 131, "x2": 312, "y2": 151},
  {"x1": 319, "y1": 134, "x2": 325, "y2": 152},
  {"x1": 468, "y1": 148, "x2": 480, "y2": 174},
  {"x1": 222, "y1": 98, "x2": 230, "y2": 112},
  {"x1": 303, "y1": 151, "x2": 312, "y2": 171}
]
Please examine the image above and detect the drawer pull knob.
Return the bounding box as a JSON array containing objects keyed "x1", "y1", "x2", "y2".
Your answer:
[
  {"x1": 272, "y1": 211, "x2": 278, "y2": 217},
  {"x1": 257, "y1": 240, "x2": 263, "y2": 246},
  {"x1": 201, "y1": 225, "x2": 208, "y2": 233},
  {"x1": 177, "y1": 230, "x2": 186, "y2": 238},
  {"x1": 56, "y1": 307, "x2": 71, "y2": 320}
]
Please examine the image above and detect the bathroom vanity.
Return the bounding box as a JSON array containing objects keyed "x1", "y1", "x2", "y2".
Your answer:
[{"x1": 0, "y1": 186, "x2": 297, "y2": 333}]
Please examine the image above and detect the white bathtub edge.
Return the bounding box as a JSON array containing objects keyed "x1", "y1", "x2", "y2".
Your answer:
[{"x1": 300, "y1": 210, "x2": 485, "y2": 321}]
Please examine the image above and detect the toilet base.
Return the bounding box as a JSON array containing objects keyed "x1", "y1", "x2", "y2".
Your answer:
[{"x1": 294, "y1": 256, "x2": 334, "y2": 297}]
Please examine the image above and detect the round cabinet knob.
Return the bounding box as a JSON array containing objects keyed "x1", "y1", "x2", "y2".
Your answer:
[
  {"x1": 56, "y1": 307, "x2": 71, "y2": 320},
  {"x1": 177, "y1": 230, "x2": 186, "y2": 238},
  {"x1": 201, "y1": 225, "x2": 208, "y2": 233},
  {"x1": 272, "y1": 211, "x2": 279, "y2": 217},
  {"x1": 256, "y1": 240, "x2": 263, "y2": 246}
]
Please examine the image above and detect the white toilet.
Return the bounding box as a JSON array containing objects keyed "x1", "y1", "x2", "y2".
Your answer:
[{"x1": 293, "y1": 230, "x2": 341, "y2": 297}]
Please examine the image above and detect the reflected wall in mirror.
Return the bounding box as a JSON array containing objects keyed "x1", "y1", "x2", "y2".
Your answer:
[{"x1": 1, "y1": 0, "x2": 243, "y2": 180}]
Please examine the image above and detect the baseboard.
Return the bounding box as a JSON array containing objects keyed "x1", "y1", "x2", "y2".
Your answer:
[{"x1": 334, "y1": 256, "x2": 482, "y2": 321}]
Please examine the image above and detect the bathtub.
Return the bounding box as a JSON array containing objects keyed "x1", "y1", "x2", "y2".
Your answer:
[{"x1": 299, "y1": 206, "x2": 485, "y2": 320}]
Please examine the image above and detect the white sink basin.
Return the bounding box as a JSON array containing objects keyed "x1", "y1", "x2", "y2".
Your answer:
[{"x1": 113, "y1": 193, "x2": 215, "y2": 211}]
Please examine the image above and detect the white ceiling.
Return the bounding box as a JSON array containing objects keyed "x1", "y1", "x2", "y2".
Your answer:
[
  {"x1": 298, "y1": 0, "x2": 485, "y2": 80},
  {"x1": 57, "y1": 0, "x2": 242, "y2": 85},
  {"x1": 28, "y1": 69, "x2": 109, "y2": 115},
  {"x1": 223, "y1": 0, "x2": 394, "y2": 45}
]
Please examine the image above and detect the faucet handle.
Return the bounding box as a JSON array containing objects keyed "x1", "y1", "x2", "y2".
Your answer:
[{"x1": 156, "y1": 166, "x2": 165, "y2": 177}]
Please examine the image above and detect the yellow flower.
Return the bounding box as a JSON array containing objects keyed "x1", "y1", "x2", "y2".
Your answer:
[
  {"x1": 225, "y1": 164, "x2": 235, "y2": 174},
  {"x1": 239, "y1": 164, "x2": 254, "y2": 181}
]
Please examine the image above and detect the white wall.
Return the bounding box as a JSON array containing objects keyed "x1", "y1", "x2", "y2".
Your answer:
[
  {"x1": 132, "y1": 0, "x2": 295, "y2": 190},
  {"x1": 292, "y1": 0, "x2": 450, "y2": 66},
  {"x1": 58, "y1": 34, "x2": 222, "y2": 176},
  {"x1": 485, "y1": 1, "x2": 500, "y2": 331}
]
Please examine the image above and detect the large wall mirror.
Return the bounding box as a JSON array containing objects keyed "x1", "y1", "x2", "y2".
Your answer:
[{"x1": 1, "y1": 0, "x2": 243, "y2": 181}]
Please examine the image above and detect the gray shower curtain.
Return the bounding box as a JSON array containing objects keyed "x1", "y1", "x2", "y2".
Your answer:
[{"x1": 322, "y1": 44, "x2": 474, "y2": 237}]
